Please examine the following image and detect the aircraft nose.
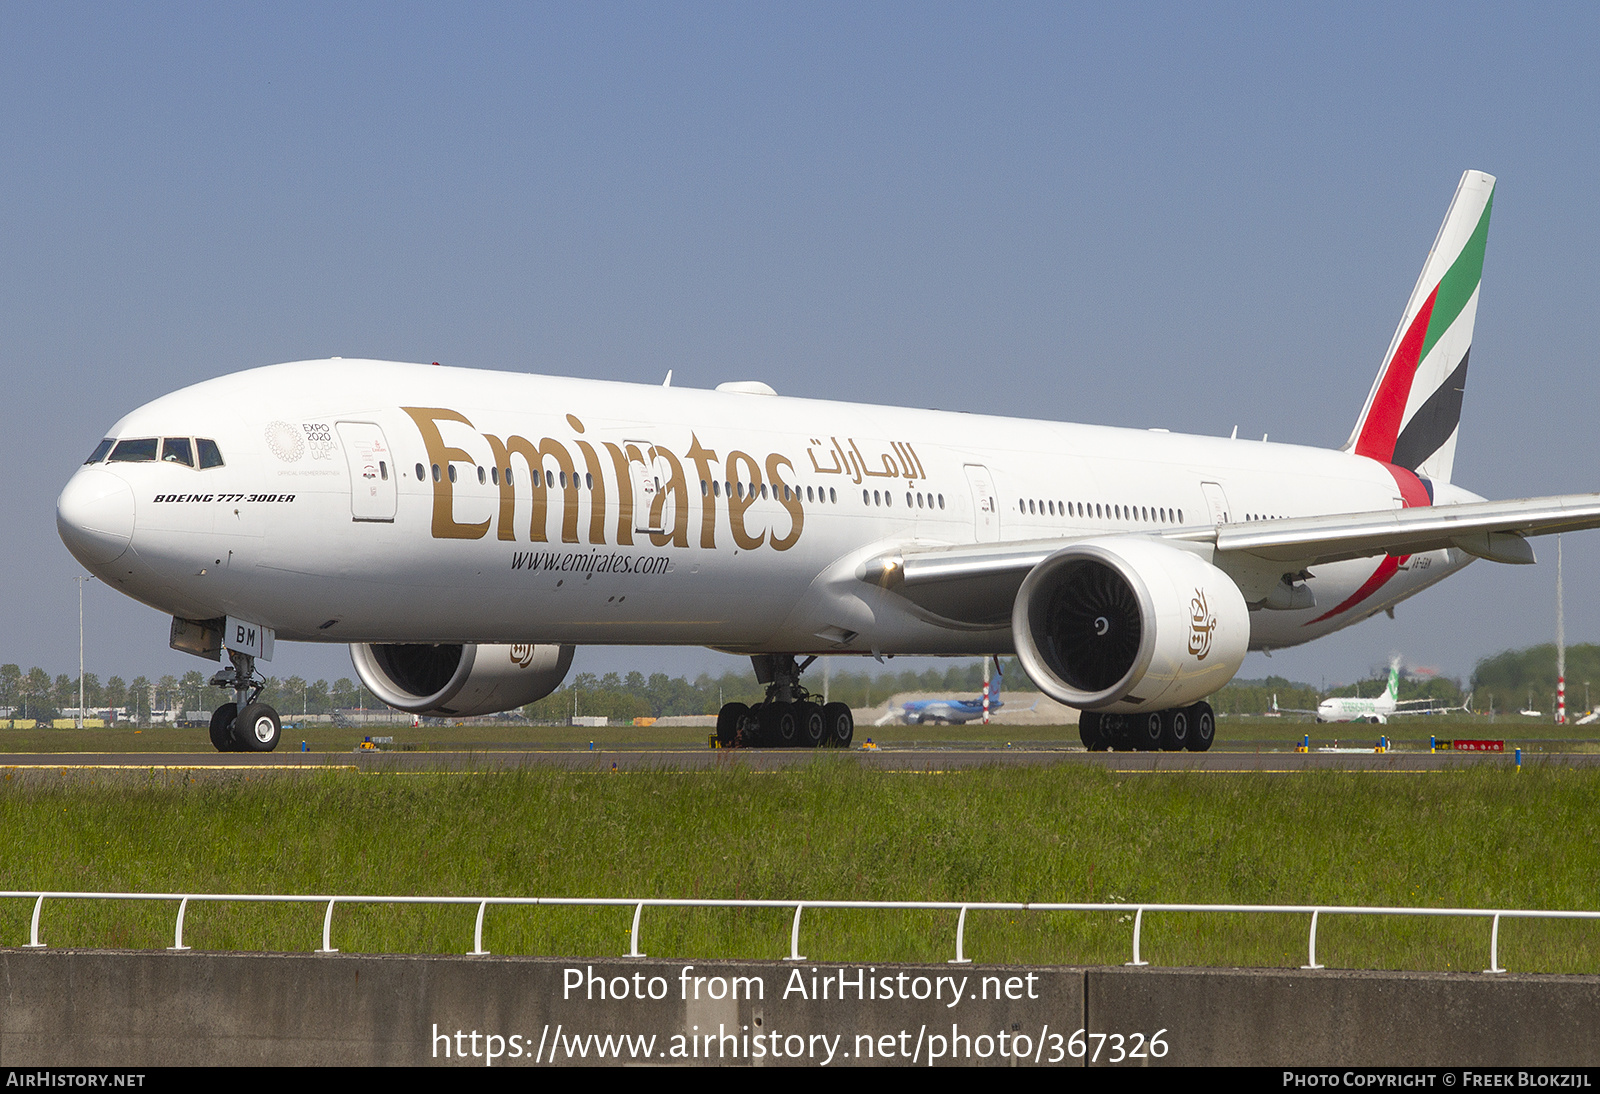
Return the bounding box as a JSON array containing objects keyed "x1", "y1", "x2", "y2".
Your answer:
[{"x1": 57, "y1": 468, "x2": 135, "y2": 566}]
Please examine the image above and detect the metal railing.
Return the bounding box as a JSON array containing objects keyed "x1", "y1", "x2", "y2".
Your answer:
[{"x1": 5, "y1": 890, "x2": 1597, "y2": 974}]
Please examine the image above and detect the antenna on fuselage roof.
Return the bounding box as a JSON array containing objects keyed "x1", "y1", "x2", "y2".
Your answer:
[{"x1": 663, "y1": 370, "x2": 673, "y2": 387}]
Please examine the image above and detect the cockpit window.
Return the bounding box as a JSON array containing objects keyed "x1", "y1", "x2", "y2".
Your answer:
[
  {"x1": 84, "y1": 439, "x2": 114, "y2": 465},
  {"x1": 162, "y1": 438, "x2": 195, "y2": 467},
  {"x1": 196, "y1": 438, "x2": 224, "y2": 469},
  {"x1": 108, "y1": 438, "x2": 159, "y2": 463}
]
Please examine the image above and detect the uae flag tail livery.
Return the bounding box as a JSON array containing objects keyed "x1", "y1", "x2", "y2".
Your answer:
[{"x1": 1347, "y1": 169, "x2": 1494, "y2": 490}]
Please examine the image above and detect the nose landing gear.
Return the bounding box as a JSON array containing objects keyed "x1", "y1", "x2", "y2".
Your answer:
[
  {"x1": 206, "y1": 650, "x2": 281, "y2": 752},
  {"x1": 715, "y1": 654, "x2": 854, "y2": 749}
]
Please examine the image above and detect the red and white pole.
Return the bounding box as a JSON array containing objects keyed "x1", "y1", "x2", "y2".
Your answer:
[
  {"x1": 981, "y1": 658, "x2": 991, "y2": 725},
  {"x1": 1556, "y1": 536, "x2": 1567, "y2": 725}
]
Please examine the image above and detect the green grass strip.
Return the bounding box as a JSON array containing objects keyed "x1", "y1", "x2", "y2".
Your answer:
[{"x1": 1, "y1": 763, "x2": 1595, "y2": 972}]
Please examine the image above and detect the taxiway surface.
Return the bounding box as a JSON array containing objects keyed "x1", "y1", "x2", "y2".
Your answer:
[{"x1": 0, "y1": 747, "x2": 1586, "y2": 772}]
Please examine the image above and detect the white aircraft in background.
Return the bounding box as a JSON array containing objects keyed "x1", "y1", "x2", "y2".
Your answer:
[
  {"x1": 1272, "y1": 660, "x2": 1463, "y2": 724},
  {"x1": 56, "y1": 170, "x2": 1600, "y2": 754}
]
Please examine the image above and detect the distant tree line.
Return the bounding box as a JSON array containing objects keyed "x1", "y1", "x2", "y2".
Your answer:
[
  {"x1": 8, "y1": 643, "x2": 1587, "y2": 725},
  {"x1": 1470, "y1": 643, "x2": 1600, "y2": 715},
  {"x1": 0, "y1": 664, "x2": 378, "y2": 723},
  {"x1": 0, "y1": 657, "x2": 1023, "y2": 725},
  {"x1": 522, "y1": 659, "x2": 1031, "y2": 722}
]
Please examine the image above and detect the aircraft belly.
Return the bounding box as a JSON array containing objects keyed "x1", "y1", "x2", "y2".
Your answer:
[
  {"x1": 251, "y1": 525, "x2": 829, "y2": 646},
  {"x1": 1248, "y1": 548, "x2": 1469, "y2": 650}
]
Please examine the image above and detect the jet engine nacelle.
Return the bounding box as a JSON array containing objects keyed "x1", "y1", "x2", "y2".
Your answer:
[
  {"x1": 1012, "y1": 538, "x2": 1249, "y2": 713},
  {"x1": 350, "y1": 642, "x2": 575, "y2": 716}
]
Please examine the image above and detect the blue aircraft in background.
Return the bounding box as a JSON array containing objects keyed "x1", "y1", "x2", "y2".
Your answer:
[{"x1": 889, "y1": 660, "x2": 1006, "y2": 725}]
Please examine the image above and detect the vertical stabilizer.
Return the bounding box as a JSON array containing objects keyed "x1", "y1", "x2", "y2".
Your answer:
[
  {"x1": 1386, "y1": 660, "x2": 1401, "y2": 703},
  {"x1": 1346, "y1": 170, "x2": 1495, "y2": 484}
]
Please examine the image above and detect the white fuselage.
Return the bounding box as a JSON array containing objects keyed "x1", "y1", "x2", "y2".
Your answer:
[
  {"x1": 58, "y1": 359, "x2": 1475, "y2": 662},
  {"x1": 1315, "y1": 695, "x2": 1396, "y2": 723}
]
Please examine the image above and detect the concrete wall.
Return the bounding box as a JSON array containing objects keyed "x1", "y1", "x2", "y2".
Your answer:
[{"x1": 2, "y1": 951, "x2": 1596, "y2": 1066}]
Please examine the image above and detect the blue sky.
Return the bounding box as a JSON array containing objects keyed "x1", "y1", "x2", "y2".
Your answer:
[{"x1": 5, "y1": 3, "x2": 1599, "y2": 695}]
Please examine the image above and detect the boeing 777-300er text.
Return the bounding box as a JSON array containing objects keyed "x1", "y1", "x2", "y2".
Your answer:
[{"x1": 55, "y1": 170, "x2": 1600, "y2": 753}]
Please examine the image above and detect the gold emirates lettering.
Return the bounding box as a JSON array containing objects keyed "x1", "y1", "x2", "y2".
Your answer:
[
  {"x1": 402, "y1": 407, "x2": 805, "y2": 552},
  {"x1": 1188, "y1": 588, "x2": 1217, "y2": 660}
]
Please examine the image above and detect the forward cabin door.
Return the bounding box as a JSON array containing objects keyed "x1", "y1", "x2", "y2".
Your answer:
[
  {"x1": 626, "y1": 439, "x2": 665, "y2": 536},
  {"x1": 337, "y1": 422, "x2": 397, "y2": 522},
  {"x1": 964, "y1": 464, "x2": 1000, "y2": 543}
]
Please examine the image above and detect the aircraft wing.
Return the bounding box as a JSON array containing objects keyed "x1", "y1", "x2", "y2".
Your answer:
[
  {"x1": 1193, "y1": 492, "x2": 1600, "y2": 567},
  {"x1": 861, "y1": 492, "x2": 1600, "y2": 625}
]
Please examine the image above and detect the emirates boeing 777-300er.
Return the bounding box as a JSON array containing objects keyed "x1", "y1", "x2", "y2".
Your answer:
[{"x1": 55, "y1": 170, "x2": 1600, "y2": 753}]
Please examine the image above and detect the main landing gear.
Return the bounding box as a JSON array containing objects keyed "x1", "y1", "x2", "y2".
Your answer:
[
  {"x1": 715, "y1": 654, "x2": 854, "y2": 749},
  {"x1": 207, "y1": 649, "x2": 282, "y2": 753},
  {"x1": 1079, "y1": 701, "x2": 1215, "y2": 753}
]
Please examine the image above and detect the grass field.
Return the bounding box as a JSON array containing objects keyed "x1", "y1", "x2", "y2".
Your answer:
[{"x1": 2, "y1": 759, "x2": 1597, "y2": 974}]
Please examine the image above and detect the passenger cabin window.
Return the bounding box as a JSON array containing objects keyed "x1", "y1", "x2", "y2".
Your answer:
[
  {"x1": 84, "y1": 439, "x2": 114, "y2": 465},
  {"x1": 196, "y1": 439, "x2": 224, "y2": 469},
  {"x1": 109, "y1": 438, "x2": 158, "y2": 463},
  {"x1": 162, "y1": 438, "x2": 194, "y2": 467}
]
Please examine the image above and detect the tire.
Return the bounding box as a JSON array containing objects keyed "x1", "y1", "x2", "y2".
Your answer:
[
  {"x1": 767, "y1": 703, "x2": 799, "y2": 747},
  {"x1": 716, "y1": 702, "x2": 747, "y2": 748},
  {"x1": 798, "y1": 702, "x2": 826, "y2": 748},
  {"x1": 1187, "y1": 701, "x2": 1215, "y2": 752},
  {"x1": 1135, "y1": 711, "x2": 1164, "y2": 751},
  {"x1": 1100, "y1": 713, "x2": 1128, "y2": 751},
  {"x1": 823, "y1": 702, "x2": 854, "y2": 747},
  {"x1": 209, "y1": 703, "x2": 237, "y2": 752},
  {"x1": 233, "y1": 702, "x2": 281, "y2": 752},
  {"x1": 1159, "y1": 708, "x2": 1189, "y2": 751},
  {"x1": 1079, "y1": 711, "x2": 1103, "y2": 751},
  {"x1": 734, "y1": 706, "x2": 763, "y2": 748}
]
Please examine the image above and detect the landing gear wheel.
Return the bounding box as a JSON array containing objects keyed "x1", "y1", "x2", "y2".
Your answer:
[
  {"x1": 1186, "y1": 701, "x2": 1215, "y2": 752},
  {"x1": 209, "y1": 703, "x2": 238, "y2": 752},
  {"x1": 233, "y1": 702, "x2": 281, "y2": 752},
  {"x1": 823, "y1": 702, "x2": 853, "y2": 747},
  {"x1": 1103, "y1": 713, "x2": 1133, "y2": 751},
  {"x1": 1160, "y1": 708, "x2": 1189, "y2": 752},
  {"x1": 798, "y1": 702, "x2": 825, "y2": 747},
  {"x1": 1079, "y1": 711, "x2": 1104, "y2": 751},
  {"x1": 763, "y1": 703, "x2": 799, "y2": 747},
  {"x1": 734, "y1": 706, "x2": 763, "y2": 748},
  {"x1": 716, "y1": 702, "x2": 747, "y2": 748},
  {"x1": 1135, "y1": 712, "x2": 1164, "y2": 751}
]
